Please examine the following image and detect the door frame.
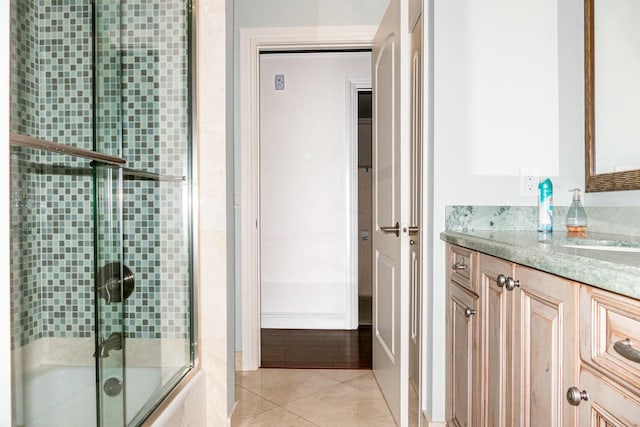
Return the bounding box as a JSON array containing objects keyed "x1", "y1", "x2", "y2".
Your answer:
[{"x1": 239, "y1": 26, "x2": 378, "y2": 370}]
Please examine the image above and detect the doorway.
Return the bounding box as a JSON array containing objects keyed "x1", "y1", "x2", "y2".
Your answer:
[
  {"x1": 239, "y1": 26, "x2": 378, "y2": 372},
  {"x1": 357, "y1": 90, "x2": 373, "y2": 328},
  {"x1": 258, "y1": 51, "x2": 372, "y2": 369}
]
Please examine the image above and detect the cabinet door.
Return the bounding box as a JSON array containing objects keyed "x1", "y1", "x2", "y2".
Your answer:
[
  {"x1": 513, "y1": 265, "x2": 579, "y2": 427},
  {"x1": 447, "y1": 282, "x2": 480, "y2": 427},
  {"x1": 579, "y1": 367, "x2": 640, "y2": 426},
  {"x1": 478, "y1": 254, "x2": 515, "y2": 427}
]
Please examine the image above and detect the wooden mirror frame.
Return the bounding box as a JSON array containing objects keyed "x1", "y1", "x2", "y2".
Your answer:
[{"x1": 584, "y1": 0, "x2": 640, "y2": 192}]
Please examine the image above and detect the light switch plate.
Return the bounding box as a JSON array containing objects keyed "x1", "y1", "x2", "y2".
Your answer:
[{"x1": 275, "y1": 74, "x2": 285, "y2": 91}]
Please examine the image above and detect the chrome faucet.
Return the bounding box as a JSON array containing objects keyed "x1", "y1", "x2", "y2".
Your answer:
[{"x1": 94, "y1": 332, "x2": 123, "y2": 358}]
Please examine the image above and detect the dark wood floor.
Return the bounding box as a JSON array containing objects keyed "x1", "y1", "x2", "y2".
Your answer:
[{"x1": 261, "y1": 326, "x2": 372, "y2": 369}]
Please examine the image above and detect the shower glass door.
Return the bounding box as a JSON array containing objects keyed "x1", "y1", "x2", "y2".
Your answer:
[
  {"x1": 94, "y1": 0, "x2": 194, "y2": 424},
  {"x1": 94, "y1": 164, "x2": 126, "y2": 426}
]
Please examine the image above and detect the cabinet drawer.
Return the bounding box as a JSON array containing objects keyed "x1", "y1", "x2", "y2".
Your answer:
[
  {"x1": 580, "y1": 286, "x2": 640, "y2": 395},
  {"x1": 579, "y1": 367, "x2": 640, "y2": 426},
  {"x1": 448, "y1": 245, "x2": 475, "y2": 292}
]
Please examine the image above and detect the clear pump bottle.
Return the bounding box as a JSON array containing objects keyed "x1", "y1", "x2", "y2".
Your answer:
[{"x1": 566, "y1": 188, "x2": 588, "y2": 232}]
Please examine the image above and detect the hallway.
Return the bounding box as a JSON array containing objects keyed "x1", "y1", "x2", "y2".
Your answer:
[{"x1": 236, "y1": 368, "x2": 418, "y2": 426}]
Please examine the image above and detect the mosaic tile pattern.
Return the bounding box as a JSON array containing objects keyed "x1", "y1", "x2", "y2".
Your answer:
[
  {"x1": 38, "y1": 1, "x2": 94, "y2": 149},
  {"x1": 118, "y1": 0, "x2": 191, "y2": 340},
  {"x1": 120, "y1": 0, "x2": 190, "y2": 176},
  {"x1": 10, "y1": 0, "x2": 39, "y2": 135},
  {"x1": 10, "y1": 0, "x2": 191, "y2": 347},
  {"x1": 10, "y1": 148, "x2": 95, "y2": 346},
  {"x1": 10, "y1": 148, "x2": 46, "y2": 345}
]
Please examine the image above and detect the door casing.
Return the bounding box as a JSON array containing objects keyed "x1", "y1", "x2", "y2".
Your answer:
[{"x1": 239, "y1": 25, "x2": 378, "y2": 371}]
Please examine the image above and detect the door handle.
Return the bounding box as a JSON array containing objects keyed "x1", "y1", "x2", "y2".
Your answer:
[
  {"x1": 380, "y1": 222, "x2": 400, "y2": 237},
  {"x1": 380, "y1": 223, "x2": 418, "y2": 237}
]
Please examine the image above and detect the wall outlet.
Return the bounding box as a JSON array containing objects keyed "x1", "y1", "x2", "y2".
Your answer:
[{"x1": 520, "y1": 168, "x2": 539, "y2": 197}]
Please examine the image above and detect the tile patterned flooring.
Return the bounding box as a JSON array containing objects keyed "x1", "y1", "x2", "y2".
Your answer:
[{"x1": 236, "y1": 368, "x2": 419, "y2": 426}]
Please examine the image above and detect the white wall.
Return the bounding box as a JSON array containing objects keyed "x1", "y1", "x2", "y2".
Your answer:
[
  {"x1": 426, "y1": 0, "x2": 586, "y2": 420},
  {"x1": 1, "y1": 0, "x2": 12, "y2": 425},
  {"x1": 233, "y1": 0, "x2": 389, "y2": 347},
  {"x1": 259, "y1": 52, "x2": 370, "y2": 329}
]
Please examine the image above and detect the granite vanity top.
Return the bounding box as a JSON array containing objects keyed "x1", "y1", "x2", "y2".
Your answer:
[{"x1": 441, "y1": 230, "x2": 640, "y2": 300}]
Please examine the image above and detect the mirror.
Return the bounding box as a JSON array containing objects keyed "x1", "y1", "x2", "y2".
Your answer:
[{"x1": 585, "y1": 0, "x2": 640, "y2": 192}]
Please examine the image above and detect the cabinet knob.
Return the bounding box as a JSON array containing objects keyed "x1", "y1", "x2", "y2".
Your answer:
[
  {"x1": 505, "y1": 277, "x2": 520, "y2": 291},
  {"x1": 496, "y1": 274, "x2": 507, "y2": 287},
  {"x1": 464, "y1": 307, "x2": 476, "y2": 318},
  {"x1": 566, "y1": 387, "x2": 589, "y2": 406}
]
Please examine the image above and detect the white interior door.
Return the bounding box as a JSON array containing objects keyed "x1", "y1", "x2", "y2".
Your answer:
[
  {"x1": 409, "y1": 13, "x2": 423, "y2": 399},
  {"x1": 372, "y1": 0, "x2": 410, "y2": 424}
]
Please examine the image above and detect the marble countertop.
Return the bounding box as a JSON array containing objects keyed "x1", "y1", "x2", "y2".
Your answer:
[{"x1": 441, "y1": 230, "x2": 640, "y2": 299}]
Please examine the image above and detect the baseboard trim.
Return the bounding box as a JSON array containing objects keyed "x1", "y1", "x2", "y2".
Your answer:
[
  {"x1": 422, "y1": 410, "x2": 446, "y2": 427},
  {"x1": 261, "y1": 312, "x2": 350, "y2": 329}
]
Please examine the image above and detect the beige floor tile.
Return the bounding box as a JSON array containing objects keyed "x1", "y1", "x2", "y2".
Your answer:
[
  {"x1": 311, "y1": 369, "x2": 369, "y2": 383},
  {"x1": 343, "y1": 372, "x2": 386, "y2": 398},
  {"x1": 238, "y1": 407, "x2": 318, "y2": 427},
  {"x1": 236, "y1": 368, "x2": 340, "y2": 406},
  {"x1": 235, "y1": 386, "x2": 277, "y2": 420},
  {"x1": 409, "y1": 382, "x2": 419, "y2": 424},
  {"x1": 284, "y1": 382, "x2": 397, "y2": 427}
]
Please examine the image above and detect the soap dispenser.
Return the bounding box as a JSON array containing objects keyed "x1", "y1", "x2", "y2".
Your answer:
[{"x1": 566, "y1": 188, "x2": 588, "y2": 232}]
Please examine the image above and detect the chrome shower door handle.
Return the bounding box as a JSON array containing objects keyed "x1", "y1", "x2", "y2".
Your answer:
[{"x1": 380, "y1": 222, "x2": 401, "y2": 237}]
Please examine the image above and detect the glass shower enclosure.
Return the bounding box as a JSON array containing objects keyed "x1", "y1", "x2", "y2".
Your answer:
[{"x1": 9, "y1": 0, "x2": 193, "y2": 425}]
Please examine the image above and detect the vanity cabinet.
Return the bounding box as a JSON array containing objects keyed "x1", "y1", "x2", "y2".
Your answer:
[
  {"x1": 446, "y1": 245, "x2": 580, "y2": 426},
  {"x1": 446, "y1": 245, "x2": 479, "y2": 426}
]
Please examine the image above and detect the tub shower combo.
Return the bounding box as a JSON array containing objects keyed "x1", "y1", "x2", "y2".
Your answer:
[{"x1": 10, "y1": 0, "x2": 194, "y2": 425}]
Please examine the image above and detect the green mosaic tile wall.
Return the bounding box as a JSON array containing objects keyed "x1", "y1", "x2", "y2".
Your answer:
[{"x1": 10, "y1": 0, "x2": 191, "y2": 346}]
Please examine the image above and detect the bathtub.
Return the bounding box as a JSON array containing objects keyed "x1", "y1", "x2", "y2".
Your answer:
[{"x1": 19, "y1": 365, "x2": 164, "y2": 427}]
